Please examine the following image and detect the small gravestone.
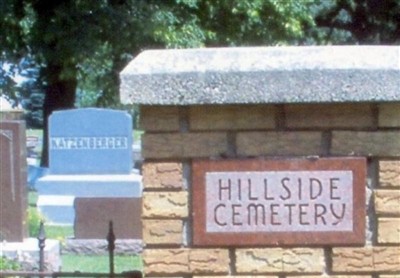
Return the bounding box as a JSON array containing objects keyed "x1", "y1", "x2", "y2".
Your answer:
[
  {"x1": 0, "y1": 120, "x2": 28, "y2": 242},
  {"x1": 49, "y1": 108, "x2": 132, "y2": 174},
  {"x1": 74, "y1": 198, "x2": 142, "y2": 239},
  {"x1": 36, "y1": 108, "x2": 142, "y2": 229}
]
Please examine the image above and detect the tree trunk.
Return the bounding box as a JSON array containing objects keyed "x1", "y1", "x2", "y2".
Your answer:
[{"x1": 40, "y1": 70, "x2": 77, "y2": 167}]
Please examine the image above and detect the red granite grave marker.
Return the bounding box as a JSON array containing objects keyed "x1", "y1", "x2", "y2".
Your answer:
[
  {"x1": 74, "y1": 197, "x2": 142, "y2": 239},
  {"x1": 192, "y1": 157, "x2": 366, "y2": 246},
  {"x1": 0, "y1": 121, "x2": 28, "y2": 242}
]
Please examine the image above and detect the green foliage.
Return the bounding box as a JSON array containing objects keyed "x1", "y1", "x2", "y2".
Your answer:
[
  {"x1": 1, "y1": 0, "x2": 398, "y2": 140},
  {"x1": 0, "y1": 0, "x2": 318, "y2": 110},
  {"x1": 0, "y1": 256, "x2": 21, "y2": 271},
  {"x1": 16, "y1": 58, "x2": 45, "y2": 128},
  {"x1": 28, "y1": 190, "x2": 38, "y2": 207},
  {"x1": 310, "y1": 0, "x2": 400, "y2": 44},
  {"x1": 45, "y1": 225, "x2": 73, "y2": 248},
  {"x1": 27, "y1": 206, "x2": 45, "y2": 237},
  {"x1": 150, "y1": 0, "x2": 316, "y2": 48}
]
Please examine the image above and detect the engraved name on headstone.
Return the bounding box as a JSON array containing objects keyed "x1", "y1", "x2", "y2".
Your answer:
[
  {"x1": 49, "y1": 108, "x2": 133, "y2": 174},
  {"x1": 0, "y1": 121, "x2": 28, "y2": 242},
  {"x1": 193, "y1": 158, "x2": 366, "y2": 246}
]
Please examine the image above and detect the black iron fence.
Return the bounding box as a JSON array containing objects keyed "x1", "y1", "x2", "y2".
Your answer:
[{"x1": 0, "y1": 221, "x2": 142, "y2": 278}]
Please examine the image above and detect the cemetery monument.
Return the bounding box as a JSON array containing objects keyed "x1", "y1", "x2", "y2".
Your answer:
[{"x1": 35, "y1": 108, "x2": 142, "y2": 240}]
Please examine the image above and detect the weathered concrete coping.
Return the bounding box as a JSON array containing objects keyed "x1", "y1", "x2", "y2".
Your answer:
[{"x1": 120, "y1": 46, "x2": 400, "y2": 105}]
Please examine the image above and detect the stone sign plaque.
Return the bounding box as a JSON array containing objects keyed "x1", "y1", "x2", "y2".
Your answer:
[
  {"x1": 49, "y1": 108, "x2": 133, "y2": 174},
  {"x1": 0, "y1": 121, "x2": 28, "y2": 242},
  {"x1": 192, "y1": 158, "x2": 366, "y2": 246}
]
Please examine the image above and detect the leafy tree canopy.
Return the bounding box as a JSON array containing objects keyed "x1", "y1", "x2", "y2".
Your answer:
[
  {"x1": 1, "y1": 0, "x2": 398, "y2": 165},
  {"x1": 312, "y1": 0, "x2": 400, "y2": 44},
  {"x1": 1, "y1": 0, "x2": 315, "y2": 104}
]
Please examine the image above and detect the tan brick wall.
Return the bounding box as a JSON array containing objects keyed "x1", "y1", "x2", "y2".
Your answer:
[
  {"x1": 140, "y1": 106, "x2": 180, "y2": 131},
  {"x1": 140, "y1": 102, "x2": 400, "y2": 278},
  {"x1": 142, "y1": 132, "x2": 228, "y2": 158},
  {"x1": 143, "y1": 219, "x2": 183, "y2": 245},
  {"x1": 379, "y1": 161, "x2": 400, "y2": 187},
  {"x1": 332, "y1": 247, "x2": 400, "y2": 272},
  {"x1": 375, "y1": 190, "x2": 400, "y2": 216},
  {"x1": 193, "y1": 276, "x2": 280, "y2": 278},
  {"x1": 378, "y1": 103, "x2": 400, "y2": 127},
  {"x1": 235, "y1": 248, "x2": 324, "y2": 274},
  {"x1": 237, "y1": 131, "x2": 323, "y2": 156},
  {"x1": 285, "y1": 103, "x2": 375, "y2": 129},
  {"x1": 377, "y1": 218, "x2": 400, "y2": 244},
  {"x1": 189, "y1": 249, "x2": 230, "y2": 274},
  {"x1": 331, "y1": 131, "x2": 400, "y2": 156},
  {"x1": 287, "y1": 276, "x2": 372, "y2": 278},
  {"x1": 143, "y1": 192, "x2": 188, "y2": 218},
  {"x1": 190, "y1": 105, "x2": 276, "y2": 130},
  {"x1": 142, "y1": 162, "x2": 184, "y2": 189},
  {"x1": 143, "y1": 249, "x2": 190, "y2": 275},
  {"x1": 143, "y1": 249, "x2": 230, "y2": 275}
]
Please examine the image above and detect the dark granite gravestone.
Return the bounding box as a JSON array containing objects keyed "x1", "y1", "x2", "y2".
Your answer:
[
  {"x1": 74, "y1": 198, "x2": 142, "y2": 239},
  {"x1": 0, "y1": 120, "x2": 28, "y2": 242}
]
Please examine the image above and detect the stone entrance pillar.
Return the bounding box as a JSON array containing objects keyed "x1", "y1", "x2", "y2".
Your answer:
[{"x1": 120, "y1": 46, "x2": 400, "y2": 278}]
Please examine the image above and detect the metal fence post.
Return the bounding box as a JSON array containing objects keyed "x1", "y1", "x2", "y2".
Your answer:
[
  {"x1": 107, "y1": 221, "x2": 116, "y2": 278},
  {"x1": 37, "y1": 221, "x2": 46, "y2": 272}
]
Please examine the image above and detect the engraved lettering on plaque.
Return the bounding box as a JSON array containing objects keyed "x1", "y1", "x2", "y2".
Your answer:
[{"x1": 206, "y1": 171, "x2": 352, "y2": 233}]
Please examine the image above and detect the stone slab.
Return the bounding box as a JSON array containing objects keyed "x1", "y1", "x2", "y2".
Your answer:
[
  {"x1": 0, "y1": 238, "x2": 61, "y2": 271},
  {"x1": 63, "y1": 238, "x2": 143, "y2": 255},
  {"x1": 74, "y1": 197, "x2": 142, "y2": 239},
  {"x1": 35, "y1": 174, "x2": 142, "y2": 225},
  {"x1": 37, "y1": 195, "x2": 75, "y2": 225},
  {"x1": 35, "y1": 174, "x2": 142, "y2": 197},
  {"x1": 192, "y1": 157, "x2": 366, "y2": 246},
  {"x1": 49, "y1": 108, "x2": 133, "y2": 174},
  {"x1": 120, "y1": 46, "x2": 400, "y2": 105},
  {"x1": 0, "y1": 120, "x2": 28, "y2": 242}
]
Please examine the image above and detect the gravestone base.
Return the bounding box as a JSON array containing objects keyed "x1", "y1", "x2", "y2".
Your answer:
[
  {"x1": 37, "y1": 195, "x2": 75, "y2": 225},
  {"x1": 36, "y1": 173, "x2": 142, "y2": 225},
  {"x1": 63, "y1": 238, "x2": 143, "y2": 255},
  {"x1": 0, "y1": 238, "x2": 61, "y2": 271}
]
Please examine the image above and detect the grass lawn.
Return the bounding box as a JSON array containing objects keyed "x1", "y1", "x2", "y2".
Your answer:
[
  {"x1": 62, "y1": 255, "x2": 142, "y2": 273},
  {"x1": 28, "y1": 190, "x2": 38, "y2": 206},
  {"x1": 45, "y1": 225, "x2": 74, "y2": 240},
  {"x1": 27, "y1": 191, "x2": 142, "y2": 273}
]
